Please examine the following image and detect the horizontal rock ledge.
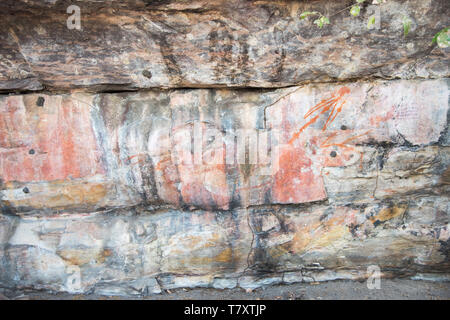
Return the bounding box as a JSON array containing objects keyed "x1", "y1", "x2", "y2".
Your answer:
[
  {"x1": 0, "y1": 195, "x2": 448, "y2": 294},
  {"x1": 0, "y1": 0, "x2": 449, "y2": 296},
  {"x1": 0, "y1": 79, "x2": 448, "y2": 214},
  {"x1": 0, "y1": 0, "x2": 449, "y2": 92}
]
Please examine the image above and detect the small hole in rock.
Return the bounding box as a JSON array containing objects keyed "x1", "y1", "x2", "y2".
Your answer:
[
  {"x1": 23, "y1": 187, "x2": 30, "y2": 194},
  {"x1": 29, "y1": 149, "x2": 35, "y2": 155},
  {"x1": 341, "y1": 125, "x2": 347, "y2": 130},
  {"x1": 142, "y1": 70, "x2": 152, "y2": 79},
  {"x1": 36, "y1": 96, "x2": 45, "y2": 107},
  {"x1": 330, "y1": 151, "x2": 337, "y2": 157}
]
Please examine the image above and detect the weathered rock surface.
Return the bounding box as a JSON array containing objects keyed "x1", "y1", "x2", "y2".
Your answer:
[
  {"x1": 0, "y1": 0, "x2": 449, "y2": 296},
  {"x1": 1, "y1": 80, "x2": 448, "y2": 213},
  {"x1": 0, "y1": 196, "x2": 448, "y2": 294},
  {"x1": 0, "y1": 79, "x2": 448, "y2": 294},
  {"x1": 0, "y1": 0, "x2": 448, "y2": 92}
]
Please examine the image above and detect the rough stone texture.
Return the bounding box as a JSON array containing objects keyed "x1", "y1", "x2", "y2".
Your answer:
[
  {"x1": 1, "y1": 80, "x2": 448, "y2": 213},
  {"x1": 0, "y1": 79, "x2": 448, "y2": 294},
  {"x1": 0, "y1": 0, "x2": 448, "y2": 91},
  {"x1": 0, "y1": 0, "x2": 449, "y2": 296},
  {"x1": 1, "y1": 279, "x2": 449, "y2": 300}
]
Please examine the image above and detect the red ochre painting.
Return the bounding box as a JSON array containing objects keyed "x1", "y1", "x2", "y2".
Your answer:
[
  {"x1": 289, "y1": 86, "x2": 350, "y2": 145},
  {"x1": 1, "y1": 82, "x2": 443, "y2": 211},
  {"x1": 0, "y1": 87, "x2": 365, "y2": 209},
  {"x1": 0, "y1": 95, "x2": 104, "y2": 184},
  {"x1": 271, "y1": 86, "x2": 370, "y2": 204}
]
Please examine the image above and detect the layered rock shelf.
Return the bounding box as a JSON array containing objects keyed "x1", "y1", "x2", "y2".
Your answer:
[{"x1": 0, "y1": 0, "x2": 449, "y2": 295}]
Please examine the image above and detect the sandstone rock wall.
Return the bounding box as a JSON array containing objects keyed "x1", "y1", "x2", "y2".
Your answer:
[
  {"x1": 1, "y1": 0, "x2": 448, "y2": 91},
  {"x1": 0, "y1": 0, "x2": 449, "y2": 295}
]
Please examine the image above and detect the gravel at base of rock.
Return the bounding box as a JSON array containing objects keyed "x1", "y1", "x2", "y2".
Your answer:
[{"x1": 1, "y1": 279, "x2": 448, "y2": 300}]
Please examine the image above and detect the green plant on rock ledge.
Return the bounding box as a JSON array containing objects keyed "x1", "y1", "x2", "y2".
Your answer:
[
  {"x1": 432, "y1": 27, "x2": 450, "y2": 48},
  {"x1": 300, "y1": 0, "x2": 449, "y2": 48}
]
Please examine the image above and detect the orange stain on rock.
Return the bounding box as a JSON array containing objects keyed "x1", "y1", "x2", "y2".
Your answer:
[
  {"x1": 154, "y1": 153, "x2": 230, "y2": 210},
  {"x1": 370, "y1": 109, "x2": 394, "y2": 126},
  {"x1": 0, "y1": 95, "x2": 104, "y2": 183},
  {"x1": 272, "y1": 146, "x2": 326, "y2": 204},
  {"x1": 154, "y1": 155, "x2": 181, "y2": 206},
  {"x1": 178, "y1": 163, "x2": 230, "y2": 210},
  {"x1": 289, "y1": 86, "x2": 350, "y2": 145},
  {"x1": 319, "y1": 130, "x2": 370, "y2": 167}
]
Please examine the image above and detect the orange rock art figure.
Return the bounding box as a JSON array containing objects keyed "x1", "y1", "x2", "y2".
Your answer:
[
  {"x1": 320, "y1": 130, "x2": 371, "y2": 149},
  {"x1": 272, "y1": 145, "x2": 327, "y2": 204},
  {"x1": 289, "y1": 86, "x2": 350, "y2": 145},
  {"x1": 319, "y1": 130, "x2": 371, "y2": 169}
]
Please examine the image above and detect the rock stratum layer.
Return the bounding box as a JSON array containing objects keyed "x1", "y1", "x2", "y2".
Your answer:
[
  {"x1": 0, "y1": 0, "x2": 449, "y2": 295},
  {"x1": 0, "y1": 0, "x2": 449, "y2": 91}
]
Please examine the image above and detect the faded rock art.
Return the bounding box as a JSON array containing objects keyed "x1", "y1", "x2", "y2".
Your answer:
[
  {"x1": 1, "y1": 80, "x2": 448, "y2": 213},
  {"x1": 289, "y1": 86, "x2": 351, "y2": 144},
  {"x1": 0, "y1": 80, "x2": 448, "y2": 296},
  {"x1": 0, "y1": 0, "x2": 449, "y2": 296},
  {"x1": 0, "y1": 88, "x2": 448, "y2": 295}
]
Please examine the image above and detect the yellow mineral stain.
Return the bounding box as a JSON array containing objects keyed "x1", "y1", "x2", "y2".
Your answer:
[
  {"x1": 440, "y1": 165, "x2": 450, "y2": 185},
  {"x1": 370, "y1": 205, "x2": 407, "y2": 223},
  {"x1": 291, "y1": 214, "x2": 350, "y2": 254},
  {"x1": 267, "y1": 243, "x2": 291, "y2": 259},
  {"x1": 214, "y1": 247, "x2": 232, "y2": 263},
  {"x1": 176, "y1": 247, "x2": 233, "y2": 267},
  {"x1": 58, "y1": 248, "x2": 111, "y2": 266},
  {"x1": 5, "y1": 181, "x2": 107, "y2": 209},
  {"x1": 307, "y1": 225, "x2": 348, "y2": 249},
  {"x1": 168, "y1": 233, "x2": 222, "y2": 250}
]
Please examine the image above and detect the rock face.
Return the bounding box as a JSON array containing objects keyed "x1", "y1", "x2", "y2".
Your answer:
[
  {"x1": 0, "y1": 0, "x2": 448, "y2": 91},
  {"x1": 0, "y1": 0, "x2": 449, "y2": 295}
]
